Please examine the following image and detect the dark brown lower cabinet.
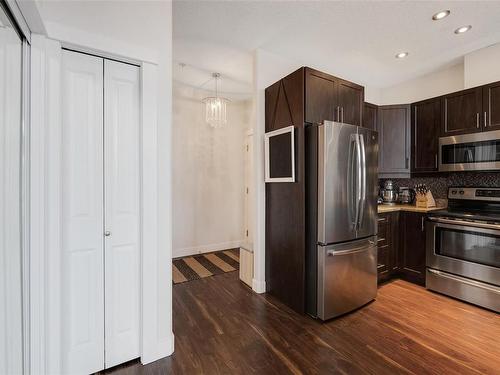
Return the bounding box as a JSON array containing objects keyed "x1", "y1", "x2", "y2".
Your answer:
[
  {"x1": 376, "y1": 211, "x2": 399, "y2": 283},
  {"x1": 377, "y1": 211, "x2": 426, "y2": 286},
  {"x1": 399, "y1": 212, "x2": 426, "y2": 285}
]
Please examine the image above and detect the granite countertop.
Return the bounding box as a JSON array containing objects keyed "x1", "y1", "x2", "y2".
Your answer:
[{"x1": 377, "y1": 204, "x2": 446, "y2": 213}]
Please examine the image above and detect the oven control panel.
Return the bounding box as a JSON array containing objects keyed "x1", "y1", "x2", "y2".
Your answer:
[{"x1": 448, "y1": 187, "x2": 500, "y2": 201}]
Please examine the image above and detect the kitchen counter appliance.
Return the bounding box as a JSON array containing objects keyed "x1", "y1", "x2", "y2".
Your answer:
[
  {"x1": 426, "y1": 187, "x2": 500, "y2": 312},
  {"x1": 381, "y1": 180, "x2": 398, "y2": 205},
  {"x1": 306, "y1": 121, "x2": 378, "y2": 320},
  {"x1": 398, "y1": 186, "x2": 415, "y2": 204},
  {"x1": 438, "y1": 130, "x2": 500, "y2": 172}
]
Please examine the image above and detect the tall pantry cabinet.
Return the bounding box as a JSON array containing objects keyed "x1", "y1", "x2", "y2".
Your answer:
[{"x1": 61, "y1": 50, "x2": 140, "y2": 374}]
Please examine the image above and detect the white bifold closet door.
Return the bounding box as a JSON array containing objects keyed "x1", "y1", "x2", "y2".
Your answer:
[
  {"x1": 61, "y1": 50, "x2": 140, "y2": 374},
  {"x1": 103, "y1": 59, "x2": 140, "y2": 369}
]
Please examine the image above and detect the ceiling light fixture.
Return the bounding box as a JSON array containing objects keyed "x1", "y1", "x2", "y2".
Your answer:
[
  {"x1": 432, "y1": 10, "x2": 450, "y2": 20},
  {"x1": 202, "y1": 73, "x2": 230, "y2": 129},
  {"x1": 395, "y1": 52, "x2": 409, "y2": 59},
  {"x1": 455, "y1": 25, "x2": 472, "y2": 34}
]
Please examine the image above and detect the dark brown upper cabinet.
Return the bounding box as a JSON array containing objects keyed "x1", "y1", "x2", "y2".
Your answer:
[
  {"x1": 483, "y1": 81, "x2": 500, "y2": 131},
  {"x1": 442, "y1": 87, "x2": 483, "y2": 135},
  {"x1": 411, "y1": 98, "x2": 441, "y2": 173},
  {"x1": 305, "y1": 68, "x2": 363, "y2": 126},
  {"x1": 338, "y1": 80, "x2": 364, "y2": 126},
  {"x1": 305, "y1": 69, "x2": 336, "y2": 125},
  {"x1": 363, "y1": 102, "x2": 378, "y2": 130},
  {"x1": 378, "y1": 104, "x2": 411, "y2": 177}
]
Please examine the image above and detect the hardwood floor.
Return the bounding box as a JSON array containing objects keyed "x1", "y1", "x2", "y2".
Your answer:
[{"x1": 104, "y1": 272, "x2": 500, "y2": 375}]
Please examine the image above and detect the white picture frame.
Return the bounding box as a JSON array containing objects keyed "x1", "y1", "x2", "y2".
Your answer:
[{"x1": 264, "y1": 125, "x2": 295, "y2": 183}]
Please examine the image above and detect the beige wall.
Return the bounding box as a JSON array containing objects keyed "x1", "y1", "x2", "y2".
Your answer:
[
  {"x1": 172, "y1": 83, "x2": 251, "y2": 258},
  {"x1": 377, "y1": 42, "x2": 500, "y2": 105},
  {"x1": 379, "y1": 62, "x2": 464, "y2": 105},
  {"x1": 464, "y1": 43, "x2": 500, "y2": 88}
]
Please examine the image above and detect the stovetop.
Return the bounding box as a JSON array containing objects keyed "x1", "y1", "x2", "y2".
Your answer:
[
  {"x1": 429, "y1": 187, "x2": 500, "y2": 224},
  {"x1": 428, "y1": 209, "x2": 500, "y2": 224}
]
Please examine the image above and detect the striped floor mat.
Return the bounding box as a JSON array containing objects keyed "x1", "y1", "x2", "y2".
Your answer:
[{"x1": 172, "y1": 248, "x2": 239, "y2": 285}]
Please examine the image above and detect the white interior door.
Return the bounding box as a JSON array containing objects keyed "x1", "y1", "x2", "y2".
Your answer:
[
  {"x1": 61, "y1": 50, "x2": 104, "y2": 374},
  {"x1": 104, "y1": 59, "x2": 140, "y2": 368}
]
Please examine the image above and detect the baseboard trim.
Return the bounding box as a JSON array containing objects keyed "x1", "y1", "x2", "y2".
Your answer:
[
  {"x1": 173, "y1": 240, "x2": 245, "y2": 258},
  {"x1": 252, "y1": 278, "x2": 266, "y2": 294}
]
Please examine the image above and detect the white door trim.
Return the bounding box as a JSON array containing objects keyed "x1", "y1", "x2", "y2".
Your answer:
[
  {"x1": 29, "y1": 35, "x2": 173, "y2": 374},
  {"x1": 29, "y1": 35, "x2": 63, "y2": 374}
]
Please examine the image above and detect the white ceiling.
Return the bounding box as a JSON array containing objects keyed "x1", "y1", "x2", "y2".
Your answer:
[
  {"x1": 173, "y1": 0, "x2": 500, "y2": 94},
  {"x1": 35, "y1": 0, "x2": 168, "y2": 53}
]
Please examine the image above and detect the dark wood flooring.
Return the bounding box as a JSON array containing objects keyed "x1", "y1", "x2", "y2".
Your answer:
[{"x1": 104, "y1": 272, "x2": 500, "y2": 375}]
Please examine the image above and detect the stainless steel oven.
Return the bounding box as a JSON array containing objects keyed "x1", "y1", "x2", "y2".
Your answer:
[
  {"x1": 426, "y1": 187, "x2": 500, "y2": 312},
  {"x1": 439, "y1": 129, "x2": 500, "y2": 171}
]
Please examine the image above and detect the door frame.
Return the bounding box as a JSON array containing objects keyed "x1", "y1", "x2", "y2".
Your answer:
[
  {"x1": 244, "y1": 129, "x2": 254, "y2": 249},
  {"x1": 0, "y1": 1, "x2": 32, "y2": 373},
  {"x1": 29, "y1": 35, "x2": 172, "y2": 374}
]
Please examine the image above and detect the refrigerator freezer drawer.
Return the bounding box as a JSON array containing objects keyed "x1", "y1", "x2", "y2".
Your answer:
[{"x1": 317, "y1": 237, "x2": 377, "y2": 320}]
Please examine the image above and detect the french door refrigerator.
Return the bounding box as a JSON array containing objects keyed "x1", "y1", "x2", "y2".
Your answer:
[{"x1": 306, "y1": 121, "x2": 378, "y2": 320}]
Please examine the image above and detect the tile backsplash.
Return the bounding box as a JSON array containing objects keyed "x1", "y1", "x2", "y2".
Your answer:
[{"x1": 379, "y1": 172, "x2": 500, "y2": 199}]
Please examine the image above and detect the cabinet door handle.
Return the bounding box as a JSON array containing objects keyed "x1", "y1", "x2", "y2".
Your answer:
[
  {"x1": 341, "y1": 107, "x2": 344, "y2": 123},
  {"x1": 476, "y1": 113, "x2": 480, "y2": 128},
  {"x1": 484, "y1": 111, "x2": 487, "y2": 128},
  {"x1": 336, "y1": 106, "x2": 340, "y2": 122},
  {"x1": 405, "y1": 157, "x2": 409, "y2": 169},
  {"x1": 421, "y1": 217, "x2": 425, "y2": 232},
  {"x1": 435, "y1": 154, "x2": 438, "y2": 168}
]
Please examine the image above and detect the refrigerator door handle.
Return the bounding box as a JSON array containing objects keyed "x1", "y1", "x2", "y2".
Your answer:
[
  {"x1": 348, "y1": 134, "x2": 360, "y2": 229},
  {"x1": 354, "y1": 134, "x2": 362, "y2": 230},
  {"x1": 326, "y1": 240, "x2": 376, "y2": 256},
  {"x1": 347, "y1": 134, "x2": 356, "y2": 228},
  {"x1": 357, "y1": 133, "x2": 367, "y2": 229}
]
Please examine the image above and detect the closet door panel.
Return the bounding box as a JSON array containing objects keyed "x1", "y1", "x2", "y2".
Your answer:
[
  {"x1": 61, "y1": 51, "x2": 104, "y2": 374},
  {"x1": 104, "y1": 60, "x2": 140, "y2": 368}
]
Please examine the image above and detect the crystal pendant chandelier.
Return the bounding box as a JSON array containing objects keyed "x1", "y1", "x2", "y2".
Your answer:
[{"x1": 202, "y1": 73, "x2": 229, "y2": 128}]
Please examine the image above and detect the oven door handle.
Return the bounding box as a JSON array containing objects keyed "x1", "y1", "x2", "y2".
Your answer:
[{"x1": 429, "y1": 217, "x2": 500, "y2": 232}]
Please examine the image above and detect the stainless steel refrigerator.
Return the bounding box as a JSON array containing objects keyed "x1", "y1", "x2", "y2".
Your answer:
[{"x1": 306, "y1": 121, "x2": 378, "y2": 320}]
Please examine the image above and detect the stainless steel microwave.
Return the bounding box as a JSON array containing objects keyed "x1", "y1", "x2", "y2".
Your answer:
[{"x1": 439, "y1": 130, "x2": 500, "y2": 171}]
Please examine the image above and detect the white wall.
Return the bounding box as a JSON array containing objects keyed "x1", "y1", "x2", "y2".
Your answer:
[
  {"x1": 154, "y1": 1, "x2": 174, "y2": 364},
  {"x1": 364, "y1": 86, "x2": 381, "y2": 105},
  {"x1": 379, "y1": 62, "x2": 464, "y2": 105},
  {"x1": 172, "y1": 84, "x2": 250, "y2": 258},
  {"x1": 465, "y1": 43, "x2": 500, "y2": 88}
]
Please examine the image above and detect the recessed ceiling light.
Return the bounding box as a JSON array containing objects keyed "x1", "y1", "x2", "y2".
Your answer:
[
  {"x1": 455, "y1": 25, "x2": 472, "y2": 34},
  {"x1": 432, "y1": 10, "x2": 450, "y2": 20},
  {"x1": 395, "y1": 52, "x2": 409, "y2": 59}
]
